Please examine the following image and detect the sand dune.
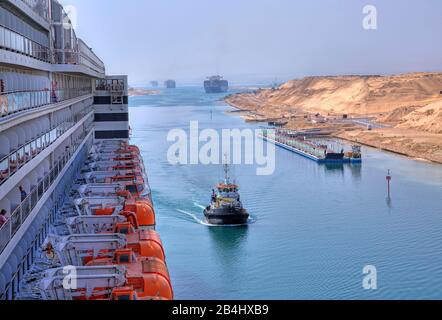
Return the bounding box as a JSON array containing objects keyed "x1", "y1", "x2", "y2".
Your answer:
[
  {"x1": 227, "y1": 72, "x2": 442, "y2": 116},
  {"x1": 397, "y1": 100, "x2": 442, "y2": 134}
]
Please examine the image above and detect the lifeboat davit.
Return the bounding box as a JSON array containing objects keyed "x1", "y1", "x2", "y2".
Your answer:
[
  {"x1": 35, "y1": 139, "x2": 172, "y2": 301},
  {"x1": 115, "y1": 223, "x2": 165, "y2": 261},
  {"x1": 93, "y1": 200, "x2": 155, "y2": 228}
]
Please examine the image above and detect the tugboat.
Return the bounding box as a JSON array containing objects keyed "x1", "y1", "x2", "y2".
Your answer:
[{"x1": 204, "y1": 159, "x2": 249, "y2": 225}]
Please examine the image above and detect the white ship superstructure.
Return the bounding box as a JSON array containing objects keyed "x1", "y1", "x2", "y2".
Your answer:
[{"x1": 0, "y1": 0, "x2": 132, "y2": 299}]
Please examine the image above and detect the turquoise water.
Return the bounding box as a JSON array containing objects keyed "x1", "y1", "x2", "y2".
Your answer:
[{"x1": 130, "y1": 87, "x2": 442, "y2": 300}]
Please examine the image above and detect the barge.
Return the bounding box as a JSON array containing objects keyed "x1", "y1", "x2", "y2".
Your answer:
[{"x1": 260, "y1": 129, "x2": 362, "y2": 164}]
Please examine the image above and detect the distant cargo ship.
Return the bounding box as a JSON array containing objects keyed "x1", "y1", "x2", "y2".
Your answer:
[
  {"x1": 164, "y1": 80, "x2": 176, "y2": 88},
  {"x1": 204, "y1": 75, "x2": 228, "y2": 93},
  {"x1": 150, "y1": 81, "x2": 159, "y2": 87}
]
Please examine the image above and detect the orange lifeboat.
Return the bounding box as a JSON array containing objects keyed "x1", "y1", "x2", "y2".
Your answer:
[
  {"x1": 86, "y1": 249, "x2": 173, "y2": 300},
  {"x1": 87, "y1": 190, "x2": 154, "y2": 228},
  {"x1": 92, "y1": 200, "x2": 155, "y2": 228},
  {"x1": 114, "y1": 223, "x2": 165, "y2": 261},
  {"x1": 123, "y1": 199, "x2": 155, "y2": 228},
  {"x1": 114, "y1": 146, "x2": 140, "y2": 154},
  {"x1": 78, "y1": 225, "x2": 165, "y2": 265},
  {"x1": 110, "y1": 287, "x2": 168, "y2": 301}
]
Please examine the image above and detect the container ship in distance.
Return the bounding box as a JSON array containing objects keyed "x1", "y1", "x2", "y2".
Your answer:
[
  {"x1": 260, "y1": 129, "x2": 362, "y2": 164},
  {"x1": 164, "y1": 80, "x2": 176, "y2": 89},
  {"x1": 0, "y1": 0, "x2": 172, "y2": 300},
  {"x1": 204, "y1": 75, "x2": 229, "y2": 93}
]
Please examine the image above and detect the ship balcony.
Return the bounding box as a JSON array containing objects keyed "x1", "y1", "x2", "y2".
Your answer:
[
  {"x1": 95, "y1": 78, "x2": 127, "y2": 95},
  {"x1": 0, "y1": 120, "x2": 94, "y2": 256},
  {"x1": 5, "y1": 0, "x2": 50, "y2": 30},
  {"x1": 0, "y1": 25, "x2": 51, "y2": 63},
  {"x1": 52, "y1": 48, "x2": 106, "y2": 79},
  {"x1": 0, "y1": 108, "x2": 93, "y2": 186},
  {"x1": 0, "y1": 88, "x2": 92, "y2": 119}
]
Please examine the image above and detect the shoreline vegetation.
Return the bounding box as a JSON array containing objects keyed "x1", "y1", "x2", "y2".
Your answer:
[{"x1": 224, "y1": 72, "x2": 442, "y2": 164}]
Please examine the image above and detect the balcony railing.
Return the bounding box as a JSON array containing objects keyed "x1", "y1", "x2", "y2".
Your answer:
[
  {"x1": 0, "y1": 25, "x2": 105, "y2": 75},
  {"x1": 95, "y1": 80, "x2": 125, "y2": 93},
  {"x1": 19, "y1": 0, "x2": 50, "y2": 22},
  {"x1": 53, "y1": 48, "x2": 106, "y2": 75},
  {"x1": 0, "y1": 122, "x2": 93, "y2": 256},
  {"x1": 0, "y1": 88, "x2": 92, "y2": 118},
  {"x1": 0, "y1": 25, "x2": 50, "y2": 62},
  {"x1": 0, "y1": 108, "x2": 92, "y2": 186}
]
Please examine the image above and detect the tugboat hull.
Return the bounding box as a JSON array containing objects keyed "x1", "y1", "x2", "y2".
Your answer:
[{"x1": 204, "y1": 208, "x2": 249, "y2": 226}]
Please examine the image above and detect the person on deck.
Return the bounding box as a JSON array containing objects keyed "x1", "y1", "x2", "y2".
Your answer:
[
  {"x1": 0, "y1": 209, "x2": 8, "y2": 228},
  {"x1": 19, "y1": 186, "x2": 27, "y2": 202}
]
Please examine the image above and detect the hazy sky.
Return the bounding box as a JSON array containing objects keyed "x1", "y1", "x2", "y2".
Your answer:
[{"x1": 66, "y1": 0, "x2": 442, "y2": 85}]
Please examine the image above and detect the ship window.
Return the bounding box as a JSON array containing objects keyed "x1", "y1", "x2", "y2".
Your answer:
[
  {"x1": 118, "y1": 254, "x2": 130, "y2": 263},
  {"x1": 0, "y1": 27, "x2": 4, "y2": 48},
  {"x1": 117, "y1": 294, "x2": 131, "y2": 301},
  {"x1": 126, "y1": 185, "x2": 137, "y2": 194},
  {"x1": 111, "y1": 96, "x2": 123, "y2": 104},
  {"x1": 137, "y1": 184, "x2": 144, "y2": 192},
  {"x1": 118, "y1": 226, "x2": 129, "y2": 234}
]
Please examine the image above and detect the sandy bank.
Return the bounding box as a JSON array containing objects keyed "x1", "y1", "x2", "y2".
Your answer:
[{"x1": 225, "y1": 72, "x2": 442, "y2": 164}]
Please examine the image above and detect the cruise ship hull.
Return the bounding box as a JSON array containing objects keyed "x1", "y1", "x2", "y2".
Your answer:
[{"x1": 0, "y1": 0, "x2": 173, "y2": 300}]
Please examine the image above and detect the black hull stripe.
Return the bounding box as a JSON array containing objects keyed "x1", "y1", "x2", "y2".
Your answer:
[
  {"x1": 94, "y1": 113, "x2": 129, "y2": 122},
  {"x1": 95, "y1": 130, "x2": 129, "y2": 139},
  {"x1": 94, "y1": 96, "x2": 129, "y2": 104}
]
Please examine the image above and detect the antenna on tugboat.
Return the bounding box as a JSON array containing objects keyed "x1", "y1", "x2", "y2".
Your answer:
[{"x1": 223, "y1": 153, "x2": 230, "y2": 184}]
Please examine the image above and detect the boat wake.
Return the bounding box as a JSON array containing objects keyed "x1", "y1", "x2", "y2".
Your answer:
[
  {"x1": 193, "y1": 202, "x2": 207, "y2": 211},
  {"x1": 176, "y1": 208, "x2": 255, "y2": 228}
]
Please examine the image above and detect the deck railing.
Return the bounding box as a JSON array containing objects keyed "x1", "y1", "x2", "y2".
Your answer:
[
  {"x1": 0, "y1": 25, "x2": 50, "y2": 62},
  {"x1": 19, "y1": 0, "x2": 50, "y2": 21},
  {"x1": 0, "y1": 88, "x2": 92, "y2": 119},
  {"x1": 0, "y1": 122, "x2": 93, "y2": 256},
  {"x1": 0, "y1": 108, "x2": 92, "y2": 186},
  {"x1": 53, "y1": 46, "x2": 106, "y2": 76},
  {"x1": 1, "y1": 25, "x2": 105, "y2": 76}
]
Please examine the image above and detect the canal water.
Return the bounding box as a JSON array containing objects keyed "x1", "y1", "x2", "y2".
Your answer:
[{"x1": 129, "y1": 87, "x2": 442, "y2": 300}]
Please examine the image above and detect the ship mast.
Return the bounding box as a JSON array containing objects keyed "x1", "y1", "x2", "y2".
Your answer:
[{"x1": 223, "y1": 154, "x2": 230, "y2": 185}]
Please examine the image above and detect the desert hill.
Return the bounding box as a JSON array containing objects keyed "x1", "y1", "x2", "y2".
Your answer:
[
  {"x1": 227, "y1": 72, "x2": 442, "y2": 116},
  {"x1": 225, "y1": 72, "x2": 442, "y2": 163}
]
